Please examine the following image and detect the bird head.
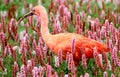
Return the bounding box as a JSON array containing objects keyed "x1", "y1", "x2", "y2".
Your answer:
[{"x1": 18, "y1": 5, "x2": 45, "y2": 24}]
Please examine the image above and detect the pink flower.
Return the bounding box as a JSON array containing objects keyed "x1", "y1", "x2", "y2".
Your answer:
[
  {"x1": 93, "y1": 47, "x2": 103, "y2": 68},
  {"x1": 38, "y1": 66, "x2": 44, "y2": 77},
  {"x1": 12, "y1": 61, "x2": 18, "y2": 77},
  {"x1": 103, "y1": 71, "x2": 108, "y2": 77},
  {"x1": 92, "y1": 32, "x2": 98, "y2": 40},
  {"x1": 0, "y1": 32, "x2": 6, "y2": 44},
  {"x1": 58, "y1": 49, "x2": 62, "y2": 64},
  {"x1": 86, "y1": 0, "x2": 91, "y2": 13},
  {"x1": 82, "y1": 54, "x2": 87, "y2": 69},
  {"x1": 111, "y1": 73, "x2": 115, "y2": 77},
  {"x1": 20, "y1": 65, "x2": 27, "y2": 77},
  {"x1": 54, "y1": 56, "x2": 60, "y2": 67},
  {"x1": 32, "y1": 67, "x2": 39, "y2": 77},
  {"x1": 75, "y1": 14, "x2": 80, "y2": 26},
  {"x1": 52, "y1": 72, "x2": 58, "y2": 77},
  {"x1": 55, "y1": 20, "x2": 62, "y2": 33},
  {"x1": 27, "y1": 60, "x2": 32, "y2": 72},
  {"x1": 84, "y1": 73, "x2": 89, "y2": 77},
  {"x1": 111, "y1": 46, "x2": 118, "y2": 66},
  {"x1": 46, "y1": 64, "x2": 52, "y2": 77},
  {"x1": 101, "y1": 10, "x2": 105, "y2": 19},
  {"x1": 67, "y1": 53, "x2": 76, "y2": 76},
  {"x1": 4, "y1": 45, "x2": 10, "y2": 57}
]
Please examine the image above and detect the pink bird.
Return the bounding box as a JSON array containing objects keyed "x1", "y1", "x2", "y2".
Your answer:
[{"x1": 18, "y1": 5, "x2": 109, "y2": 65}]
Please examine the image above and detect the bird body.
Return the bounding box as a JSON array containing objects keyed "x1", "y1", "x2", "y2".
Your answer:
[
  {"x1": 18, "y1": 5, "x2": 109, "y2": 65},
  {"x1": 46, "y1": 33, "x2": 108, "y2": 62}
]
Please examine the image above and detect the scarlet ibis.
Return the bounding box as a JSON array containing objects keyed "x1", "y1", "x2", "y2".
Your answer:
[{"x1": 18, "y1": 5, "x2": 109, "y2": 65}]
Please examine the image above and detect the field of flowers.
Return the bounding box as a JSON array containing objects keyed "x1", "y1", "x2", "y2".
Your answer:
[{"x1": 0, "y1": 0, "x2": 120, "y2": 77}]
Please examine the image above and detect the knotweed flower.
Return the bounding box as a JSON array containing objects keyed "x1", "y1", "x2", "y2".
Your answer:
[
  {"x1": 52, "y1": 72, "x2": 58, "y2": 77},
  {"x1": 32, "y1": 67, "x2": 39, "y2": 77},
  {"x1": 55, "y1": 20, "x2": 62, "y2": 33},
  {"x1": 107, "y1": 60, "x2": 112, "y2": 70},
  {"x1": 62, "y1": 15, "x2": 69, "y2": 31},
  {"x1": 80, "y1": 11, "x2": 86, "y2": 20},
  {"x1": 104, "y1": 20, "x2": 109, "y2": 37},
  {"x1": 82, "y1": 53, "x2": 87, "y2": 69},
  {"x1": 80, "y1": 75, "x2": 83, "y2": 77},
  {"x1": 54, "y1": 56, "x2": 60, "y2": 67},
  {"x1": 27, "y1": 60, "x2": 32, "y2": 72},
  {"x1": 103, "y1": 71, "x2": 107, "y2": 77},
  {"x1": 93, "y1": 47, "x2": 103, "y2": 68},
  {"x1": 8, "y1": 18, "x2": 18, "y2": 41},
  {"x1": 67, "y1": 53, "x2": 76, "y2": 76},
  {"x1": 12, "y1": 61, "x2": 18, "y2": 77},
  {"x1": 4, "y1": 45, "x2": 11, "y2": 57},
  {"x1": 86, "y1": 0, "x2": 91, "y2": 13},
  {"x1": 64, "y1": 74, "x2": 69, "y2": 77},
  {"x1": 1, "y1": 15, "x2": 6, "y2": 33},
  {"x1": 58, "y1": 49, "x2": 62, "y2": 64},
  {"x1": 111, "y1": 46, "x2": 118, "y2": 66},
  {"x1": 20, "y1": 65, "x2": 27, "y2": 77},
  {"x1": 84, "y1": 73, "x2": 89, "y2": 77},
  {"x1": 38, "y1": 66, "x2": 44, "y2": 77},
  {"x1": 111, "y1": 73, "x2": 115, "y2": 77},
  {"x1": 46, "y1": 64, "x2": 52, "y2": 77}
]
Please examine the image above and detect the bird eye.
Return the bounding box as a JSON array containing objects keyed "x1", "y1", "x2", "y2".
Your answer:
[{"x1": 32, "y1": 9, "x2": 35, "y2": 12}]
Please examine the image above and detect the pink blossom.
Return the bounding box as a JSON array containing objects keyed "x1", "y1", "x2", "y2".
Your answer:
[
  {"x1": 111, "y1": 73, "x2": 115, "y2": 77},
  {"x1": 0, "y1": 32, "x2": 6, "y2": 43},
  {"x1": 107, "y1": 60, "x2": 112, "y2": 70},
  {"x1": 82, "y1": 54, "x2": 87, "y2": 69},
  {"x1": 93, "y1": 47, "x2": 103, "y2": 68},
  {"x1": 4, "y1": 0, "x2": 9, "y2": 5},
  {"x1": 80, "y1": 75, "x2": 83, "y2": 77},
  {"x1": 58, "y1": 49, "x2": 62, "y2": 64},
  {"x1": 8, "y1": 18, "x2": 18, "y2": 41},
  {"x1": 32, "y1": 67, "x2": 39, "y2": 77},
  {"x1": 55, "y1": 20, "x2": 62, "y2": 33},
  {"x1": 86, "y1": 0, "x2": 91, "y2": 13},
  {"x1": 46, "y1": 64, "x2": 52, "y2": 77},
  {"x1": 80, "y1": 11, "x2": 86, "y2": 19},
  {"x1": 1, "y1": 15, "x2": 6, "y2": 33},
  {"x1": 4, "y1": 45, "x2": 11, "y2": 57},
  {"x1": 53, "y1": 72, "x2": 58, "y2": 77},
  {"x1": 62, "y1": 15, "x2": 69, "y2": 31},
  {"x1": 101, "y1": 10, "x2": 105, "y2": 19},
  {"x1": 54, "y1": 56, "x2": 60, "y2": 67},
  {"x1": 90, "y1": 21, "x2": 95, "y2": 33},
  {"x1": 38, "y1": 66, "x2": 44, "y2": 77},
  {"x1": 84, "y1": 73, "x2": 89, "y2": 77},
  {"x1": 104, "y1": 20, "x2": 109, "y2": 37},
  {"x1": 12, "y1": 61, "x2": 18, "y2": 77},
  {"x1": 92, "y1": 32, "x2": 98, "y2": 40},
  {"x1": 20, "y1": 65, "x2": 27, "y2": 77},
  {"x1": 111, "y1": 46, "x2": 118, "y2": 66},
  {"x1": 27, "y1": 60, "x2": 32, "y2": 72},
  {"x1": 103, "y1": 71, "x2": 108, "y2": 77},
  {"x1": 67, "y1": 53, "x2": 76, "y2": 76}
]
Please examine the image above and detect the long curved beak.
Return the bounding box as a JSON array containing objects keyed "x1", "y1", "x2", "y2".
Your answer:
[{"x1": 18, "y1": 11, "x2": 33, "y2": 24}]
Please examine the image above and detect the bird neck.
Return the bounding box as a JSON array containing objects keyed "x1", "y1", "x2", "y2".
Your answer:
[{"x1": 40, "y1": 8, "x2": 50, "y2": 43}]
